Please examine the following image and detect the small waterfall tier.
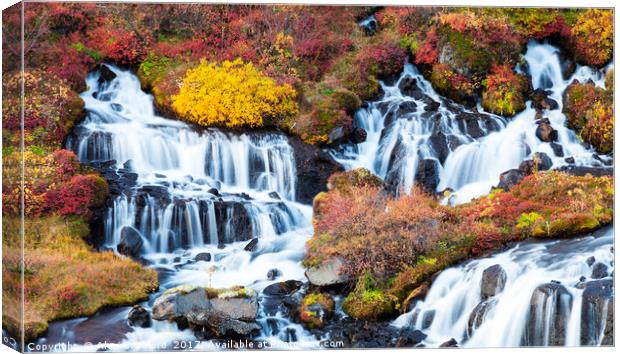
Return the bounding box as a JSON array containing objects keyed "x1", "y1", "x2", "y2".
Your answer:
[{"x1": 331, "y1": 41, "x2": 612, "y2": 203}]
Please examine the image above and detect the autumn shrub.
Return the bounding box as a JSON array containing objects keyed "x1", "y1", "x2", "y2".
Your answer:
[
  {"x1": 563, "y1": 80, "x2": 614, "y2": 153},
  {"x1": 2, "y1": 70, "x2": 85, "y2": 149},
  {"x1": 429, "y1": 63, "x2": 476, "y2": 104},
  {"x1": 355, "y1": 42, "x2": 407, "y2": 79},
  {"x1": 45, "y1": 175, "x2": 108, "y2": 218},
  {"x1": 88, "y1": 26, "x2": 146, "y2": 66},
  {"x1": 570, "y1": 9, "x2": 613, "y2": 67},
  {"x1": 481, "y1": 64, "x2": 529, "y2": 116},
  {"x1": 298, "y1": 292, "x2": 335, "y2": 329},
  {"x1": 493, "y1": 8, "x2": 570, "y2": 40},
  {"x1": 172, "y1": 58, "x2": 298, "y2": 129},
  {"x1": 342, "y1": 273, "x2": 398, "y2": 320}
]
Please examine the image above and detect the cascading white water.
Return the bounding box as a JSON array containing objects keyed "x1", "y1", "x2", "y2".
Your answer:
[
  {"x1": 393, "y1": 227, "x2": 614, "y2": 347},
  {"x1": 63, "y1": 65, "x2": 319, "y2": 350},
  {"x1": 332, "y1": 41, "x2": 612, "y2": 204}
]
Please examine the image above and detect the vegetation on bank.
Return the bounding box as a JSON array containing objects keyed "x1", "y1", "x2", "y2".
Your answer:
[
  {"x1": 3, "y1": 4, "x2": 613, "y2": 146},
  {"x1": 2, "y1": 140, "x2": 158, "y2": 341},
  {"x1": 563, "y1": 69, "x2": 614, "y2": 154},
  {"x1": 306, "y1": 168, "x2": 613, "y2": 320}
]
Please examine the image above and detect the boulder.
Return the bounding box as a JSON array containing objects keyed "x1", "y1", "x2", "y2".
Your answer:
[
  {"x1": 117, "y1": 226, "x2": 144, "y2": 259},
  {"x1": 398, "y1": 76, "x2": 424, "y2": 100},
  {"x1": 243, "y1": 238, "x2": 259, "y2": 252},
  {"x1": 549, "y1": 142, "x2": 564, "y2": 157},
  {"x1": 287, "y1": 136, "x2": 344, "y2": 205},
  {"x1": 481, "y1": 264, "x2": 507, "y2": 299},
  {"x1": 536, "y1": 122, "x2": 558, "y2": 142},
  {"x1": 530, "y1": 89, "x2": 559, "y2": 110},
  {"x1": 194, "y1": 253, "x2": 212, "y2": 262},
  {"x1": 268, "y1": 191, "x2": 281, "y2": 200},
  {"x1": 127, "y1": 305, "x2": 151, "y2": 328},
  {"x1": 267, "y1": 268, "x2": 282, "y2": 280},
  {"x1": 305, "y1": 257, "x2": 350, "y2": 287},
  {"x1": 557, "y1": 165, "x2": 613, "y2": 177},
  {"x1": 519, "y1": 152, "x2": 552, "y2": 175},
  {"x1": 586, "y1": 256, "x2": 596, "y2": 267},
  {"x1": 558, "y1": 51, "x2": 576, "y2": 80},
  {"x1": 414, "y1": 159, "x2": 441, "y2": 193},
  {"x1": 350, "y1": 127, "x2": 368, "y2": 144},
  {"x1": 467, "y1": 299, "x2": 497, "y2": 337},
  {"x1": 403, "y1": 283, "x2": 429, "y2": 312},
  {"x1": 497, "y1": 169, "x2": 525, "y2": 191},
  {"x1": 98, "y1": 64, "x2": 117, "y2": 84},
  {"x1": 262, "y1": 280, "x2": 303, "y2": 297},
  {"x1": 152, "y1": 285, "x2": 259, "y2": 338},
  {"x1": 591, "y1": 263, "x2": 609, "y2": 279},
  {"x1": 439, "y1": 338, "x2": 458, "y2": 347},
  {"x1": 524, "y1": 283, "x2": 572, "y2": 346},
  {"x1": 395, "y1": 328, "x2": 427, "y2": 347},
  {"x1": 580, "y1": 279, "x2": 613, "y2": 345}
]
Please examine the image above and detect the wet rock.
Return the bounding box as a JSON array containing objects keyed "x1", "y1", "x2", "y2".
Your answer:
[
  {"x1": 263, "y1": 280, "x2": 303, "y2": 297},
  {"x1": 481, "y1": 264, "x2": 507, "y2": 299},
  {"x1": 267, "y1": 268, "x2": 282, "y2": 280},
  {"x1": 424, "y1": 99, "x2": 440, "y2": 112},
  {"x1": 359, "y1": 16, "x2": 377, "y2": 36},
  {"x1": 127, "y1": 305, "x2": 151, "y2": 328},
  {"x1": 556, "y1": 165, "x2": 613, "y2": 177},
  {"x1": 525, "y1": 283, "x2": 572, "y2": 346},
  {"x1": 586, "y1": 256, "x2": 596, "y2": 267},
  {"x1": 456, "y1": 112, "x2": 486, "y2": 139},
  {"x1": 117, "y1": 226, "x2": 144, "y2": 259},
  {"x1": 565, "y1": 157, "x2": 575, "y2": 164},
  {"x1": 152, "y1": 285, "x2": 259, "y2": 338},
  {"x1": 580, "y1": 279, "x2": 613, "y2": 345},
  {"x1": 288, "y1": 136, "x2": 344, "y2": 205},
  {"x1": 98, "y1": 64, "x2": 117, "y2": 84},
  {"x1": 439, "y1": 338, "x2": 458, "y2": 347},
  {"x1": 559, "y1": 51, "x2": 576, "y2": 80},
  {"x1": 398, "y1": 77, "x2": 424, "y2": 99},
  {"x1": 549, "y1": 142, "x2": 564, "y2": 157},
  {"x1": 244, "y1": 238, "x2": 259, "y2": 252},
  {"x1": 324, "y1": 317, "x2": 402, "y2": 348},
  {"x1": 467, "y1": 299, "x2": 497, "y2": 337},
  {"x1": 328, "y1": 126, "x2": 347, "y2": 145},
  {"x1": 212, "y1": 201, "x2": 253, "y2": 244},
  {"x1": 591, "y1": 263, "x2": 609, "y2": 279},
  {"x1": 519, "y1": 152, "x2": 552, "y2": 175},
  {"x1": 305, "y1": 257, "x2": 350, "y2": 287},
  {"x1": 415, "y1": 159, "x2": 440, "y2": 193},
  {"x1": 536, "y1": 122, "x2": 558, "y2": 142},
  {"x1": 208, "y1": 188, "x2": 219, "y2": 196},
  {"x1": 395, "y1": 328, "x2": 427, "y2": 347},
  {"x1": 497, "y1": 169, "x2": 525, "y2": 191},
  {"x1": 194, "y1": 253, "x2": 211, "y2": 262},
  {"x1": 530, "y1": 89, "x2": 559, "y2": 110},
  {"x1": 350, "y1": 127, "x2": 367, "y2": 144},
  {"x1": 403, "y1": 283, "x2": 429, "y2": 312}
]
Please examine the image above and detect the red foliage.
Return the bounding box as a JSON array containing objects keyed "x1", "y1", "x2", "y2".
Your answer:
[
  {"x1": 52, "y1": 150, "x2": 81, "y2": 180},
  {"x1": 356, "y1": 42, "x2": 407, "y2": 78},
  {"x1": 415, "y1": 26, "x2": 438, "y2": 65},
  {"x1": 88, "y1": 27, "x2": 146, "y2": 66},
  {"x1": 45, "y1": 175, "x2": 106, "y2": 218}
]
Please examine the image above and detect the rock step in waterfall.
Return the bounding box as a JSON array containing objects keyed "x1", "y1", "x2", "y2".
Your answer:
[{"x1": 331, "y1": 41, "x2": 612, "y2": 204}]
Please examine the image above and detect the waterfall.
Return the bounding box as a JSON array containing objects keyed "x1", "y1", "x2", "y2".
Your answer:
[
  {"x1": 393, "y1": 227, "x2": 613, "y2": 347},
  {"x1": 332, "y1": 41, "x2": 611, "y2": 203},
  {"x1": 68, "y1": 64, "x2": 316, "y2": 347}
]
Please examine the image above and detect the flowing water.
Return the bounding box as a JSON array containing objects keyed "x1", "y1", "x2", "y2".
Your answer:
[
  {"x1": 36, "y1": 41, "x2": 614, "y2": 351},
  {"x1": 332, "y1": 41, "x2": 612, "y2": 204},
  {"x1": 52, "y1": 65, "x2": 319, "y2": 351},
  {"x1": 393, "y1": 227, "x2": 614, "y2": 347}
]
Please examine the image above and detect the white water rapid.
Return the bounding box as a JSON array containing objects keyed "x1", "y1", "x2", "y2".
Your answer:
[
  {"x1": 393, "y1": 227, "x2": 614, "y2": 347},
  {"x1": 332, "y1": 41, "x2": 612, "y2": 204},
  {"x1": 58, "y1": 65, "x2": 320, "y2": 351}
]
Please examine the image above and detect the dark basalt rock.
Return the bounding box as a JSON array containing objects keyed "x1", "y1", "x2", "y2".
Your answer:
[
  {"x1": 117, "y1": 226, "x2": 144, "y2": 260},
  {"x1": 263, "y1": 280, "x2": 303, "y2": 297},
  {"x1": 127, "y1": 305, "x2": 151, "y2": 328},
  {"x1": 268, "y1": 191, "x2": 281, "y2": 200},
  {"x1": 480, "y1": 264, "x2": 507, "y2": 300},
  {"x1": 415, "y1": 159, "x2": 441, "y2": 194},
  {"x1": 467, "y1": 298, "x2": 497, "y2": 338},
  {"x1": 244, "y1": 238, "x2": 259, "y2": 252},
  {"x1": 580, "y1": 279, "x2": 613, "y2": 345},
  {"x1": 558, "y1": 51, "x2": 577, "y2": 81},
  {"x1": 439, "y1": 338, "x2": 458, "y2": 347},
  {"x1": 350, "y1": 127, "x2": 368, "y2": 144},
  {"x1": 556, "y1": 165, "x2": 613, "y2": 177},
  {"x1": 536, "y1": 122, "x2": 558, "y2": 142},
  {"x1": 212, "y1": 201, "x2": 254, "y2": 244},
  {"x1": 565, "y1": 157, "x2": 575, "y2": 164},
  {"x1": 208, "y1": 188, "x2": 219, "y2": 196},
  {"x1": 591, "y1": 263, "x2": 609, "y2": 279},
  {"x1": 586, "y1": 256, "x2": 596, "y2": 267},
  {"x1": 323, "y1": 317, "x2": 409, "y2": 348},
  {"x1": 429, "y1": 130, "x2": 461, "y2": 164},
  {"x1": 549, "y1": 142, "x2": 564, "y2": 157},
  {"x1": 267, "y1": 268, "x2": 282, "y2": 280},
  {"x1": 395, "y1": 328, "x2": 427, "y2": 347},
  {"x1": 524, "y1": 283, "x2": 572, "y2": 346},
  {"x1": 519, "y1": 152, "x2": 552, "y2": 175},
  {"x1": 398, "y1": 76, "x2": 425, "y2": 100},
  {"x1": 497, "y1": 169, "x2": 525, "y2": 191},
  {"x1": 98, "y1": 64, "x2": 117, "y2": 85},
  {"x1": 530, "y1": 89, "x2": 559, "y2": 110},
  {"x1": 194, "y1": 253, "x2": 212, "y2": 262},
  {"x1": 287, "y1": 136, "x2": 344, "y2": 205}
]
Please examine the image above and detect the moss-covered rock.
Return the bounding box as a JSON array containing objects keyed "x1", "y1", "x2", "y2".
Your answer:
[
  {"x1": 298, "y1": 292, "x2": 335, "y2": 329},
  {"x1": 342, "y1": 273, "x2": 397, "y2": 320},
  {"x1": 326, "y1": 168, "x2": 385, "y2": 194},
  {"x1": 481, "y1": 65, "x2": 529, "y2": 117}
]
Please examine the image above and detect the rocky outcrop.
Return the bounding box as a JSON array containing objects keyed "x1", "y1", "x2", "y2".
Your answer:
[
  {"x1": 480, "y1": 264, "x2": 507, "y2": 300},
  {"x1": 305, "y1": 257, "x2": 351, "y2": 287},
  {"x1": 467, "y1": 298, "x2": 497, "y2": 338},
  {"x1": 497, "y1": 169, "x2": 525, "y2": 191},
  {"x1": 530, "y1": 89, "x2": 559, "y2": 111},
  {"x1": 524, "y1": 283, "x2": 572, "y2": 346},
  {"x1": 127, "y1": 305, "x2": 151, "y2": 328},
  {"x1": 117, "y1": 226, "x2": 144, "y2": 260},
  {"x1": 580, "y1": 279, "x2": 613, "y2": 345},
  {"x1": 152, "y1": 285, "x2": 259, "y2": 338},
  {"x1": 287, "y1": 136, "x2": 344, "y2": 204}
]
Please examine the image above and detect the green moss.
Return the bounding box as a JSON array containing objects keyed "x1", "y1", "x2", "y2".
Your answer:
[
  {"x1": 298, "y1": 293, "x2": 335, "y2": 329},
  {"x1": 342, "y1": 273, "x2": 396, "y2": 320},
  {"x1": 164, "y1": 284, "x2": 255, "y2": 299},
  {"x1": 327, "y1": 168, "x2": 385, "y2": 194}
]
